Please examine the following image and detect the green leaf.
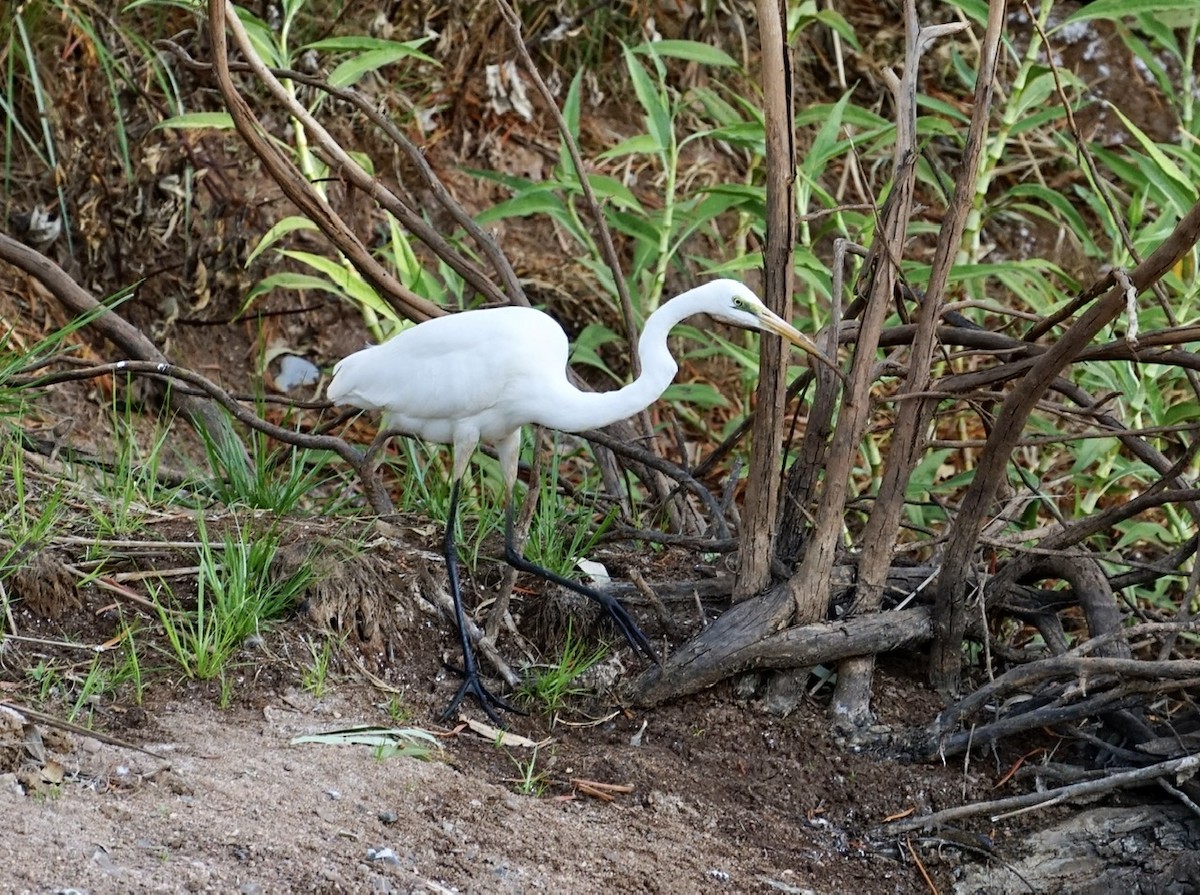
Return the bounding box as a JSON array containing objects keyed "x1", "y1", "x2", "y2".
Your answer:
[
  {"x1": 916, "y1": 94, "x2": 971, "y2": 125},
  {"x1": 586, "y1": 173, "x2": 641, "y2": 210},
  {"x1": 1063, "y1": 0, "x2": 1200, "y2": 25},
  {"x1": 689, "y1": 86, "x2": 746, "y2": 129},
  {"x1": 599, "y1": 133, "x2": 663, "y2": 158},
  {"x1": 328, "y1": 47, "x2": 426, "y2": 89},
  {"x1": 623, "y1": 45, "x2": 672, "y2": 153},
  {"x1": 663, "y1": 381, "x2": 729, "y2": 408},
  {"x1": 796, "y1": 102, "x2": 889, "y2": 131},
  {"x1": 1165, "y1": 400, "x2": 1200, "y2": 427},
  {"x1": 804, "y1": 90, "x2": 851, "y2": 180},
  {"x1": 787, "y1": 1, "x2": 862, "y2": 46},
  {"x1": 1097, "y1": 145, "x2": 1194, "y2": 219},
  {"x1": 567, "y1": 323, "x2": 623, "y2": 379},
  {"x1": 245, "y1": 272, "x2": 344, "y2": 303},
  {"x1": 1113, "y1": 519, "x2": 1175, "y2": 552},
  {"x1": 908, "y1": 449, "x2": 955, "y2": 495},
  {"x1": 707, "y1": 122, "x2": 766, "y2": 149},
  {"x1": 607, "y1": 209, "x2": 663, "y2": 248},
  {"x1": 304, "y1": 36, "x2": 435, "y2": 64},
  {"x1": 156, "y1": 111, "x2": 236, "y2": 131},
  {"x1": 668, "y1": 192, "x2": 749, "y2": 255},
  {"x1": 562, "y1": 69, "x2": 584, "y2": 141},
  {"x1": 278, "y1": 250, "x2": 401, "y2": 321},
  {"x1": 475, "y1": 190, "x2": 567, "y2": 224},
  {"x1": 1103, "y1": 104, "x2": 1197, "y2": 205},
  {"x1": 230, "y1": 7, "x2": 282, "y2": 68},
  {"x1": 633, "y1": 39, "x2": 739, "y2": 67},
  {"x1": 246, "y1": 216, "x2": 318, "y2": 266},
  {"x1": 1005, "y1": 185, "x2": 1101, "y2": 256}
]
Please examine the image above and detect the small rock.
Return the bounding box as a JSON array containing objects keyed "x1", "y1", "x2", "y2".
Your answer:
[
  {"x1": 275, "y1": 355, "x2": 320, "y2": 392},
  {"x1": 377, "y1": 809, "x2": 398, "y2": 825},
  {"x1": 366, "y1": 847, "x2": 401, "y2": 866},
  {"x1": 762, "y1": 668, "x2": 808, "y2": 717}
]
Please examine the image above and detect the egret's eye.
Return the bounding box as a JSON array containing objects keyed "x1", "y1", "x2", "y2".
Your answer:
[{"x1": 732, "y1": 296, "x2": 745, "y2": 309}]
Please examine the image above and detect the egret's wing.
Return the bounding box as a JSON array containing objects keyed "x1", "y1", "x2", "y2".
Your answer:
[{"x1": 328, "y1": 307, "x2": 570, "y2": 442}]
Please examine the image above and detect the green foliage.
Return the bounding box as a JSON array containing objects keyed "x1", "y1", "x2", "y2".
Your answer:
[
  {"x1": 521, "y1": 468, "x2": 617, "y2": 579},
  {"x1": 478, "y1": 40, "x2": 761, "y2": 312},
  {"x1": 199, "y1": 417, "x2": 339, "y2": 514},
  {"x1": 154, "y1": 518, "x2": 316, "y2": 682},
  {"x1": 518, "y1": 623, "x2": 607, "y2": 718},
  {"x1": 69, "y1": 624, "x2": 145, "y2": 722},
  {"x1": 182, "y1": 0, "x2": 452, "y2": 342},
  {"x1": 508, "y1": 744, "x2": 550, "y2": 796},
  {"x1": 300, "y1": 635, "x2": 336, "y2": 697}
]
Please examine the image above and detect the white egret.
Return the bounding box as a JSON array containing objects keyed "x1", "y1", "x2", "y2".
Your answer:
[{"x1": 328, "y1": 278, "x2": 826, "y2": 724}]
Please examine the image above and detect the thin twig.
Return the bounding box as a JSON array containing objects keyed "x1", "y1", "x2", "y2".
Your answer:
[
  {"x1": 883, "y1": 754, "x2": 1200, "y2": 832},
  {"x1": 156, "y1": 39, "x2": 524, "y2": 306},
  {"x1": 491, "y1": 0, "x2": 637, "y2": 366}
]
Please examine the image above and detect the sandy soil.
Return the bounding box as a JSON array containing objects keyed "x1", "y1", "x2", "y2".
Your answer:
[{"x1": 3, "y1": 653, "x2": 987, "y2": 895}]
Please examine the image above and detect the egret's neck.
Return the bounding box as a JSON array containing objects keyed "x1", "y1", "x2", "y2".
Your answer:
[{"x1": 535, "y1": 290, "x2": 715, "y2": 433}]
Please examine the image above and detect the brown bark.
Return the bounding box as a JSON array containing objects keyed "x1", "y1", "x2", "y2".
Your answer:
[{"x1": 736, "y1": 0, "x2": 795, "y2": 600}]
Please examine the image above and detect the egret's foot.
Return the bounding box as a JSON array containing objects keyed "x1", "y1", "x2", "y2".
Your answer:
[
  {"x1": 502, "y1": 531, "x2": 660, "y2": 666},
  {"x1": 440, "y1": 666, "x2": 523, "y2": 728},
  {"x1": 595, "y1": 592, "x2": 661, "y2": 666}
]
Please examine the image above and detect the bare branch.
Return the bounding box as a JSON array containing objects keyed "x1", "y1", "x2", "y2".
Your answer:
[
  {"x1": 0, "y1": 233, "x2": 244, "y2": 464},
  {"x1": 206, "y1": 0, "x2": 443, "y2": 322}
]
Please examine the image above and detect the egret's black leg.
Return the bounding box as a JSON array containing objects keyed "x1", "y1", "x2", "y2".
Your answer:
[
  {"x1": 503, "y1": 501, "x2": 661, "y2": 665},
  {"x1": 440, "y1": 479, "x2": 520, "y2": 726}
]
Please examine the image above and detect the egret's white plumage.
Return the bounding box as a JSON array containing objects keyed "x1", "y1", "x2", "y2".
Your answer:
[
  {"x1": 329, "y1": 278, "x2": 820, "y2": 485},
  {"x1": 327, "y1": 278, "x2": 824, "y2": 724}
]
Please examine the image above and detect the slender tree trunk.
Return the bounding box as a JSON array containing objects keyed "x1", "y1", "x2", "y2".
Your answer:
[{"x1": 736, "y1": 0, "x2": 794, "y2": 600}]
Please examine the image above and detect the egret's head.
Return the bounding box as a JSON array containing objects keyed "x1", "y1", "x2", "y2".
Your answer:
[{"x1": 704, "y1": 279, "x2": 826, "y2": 360}]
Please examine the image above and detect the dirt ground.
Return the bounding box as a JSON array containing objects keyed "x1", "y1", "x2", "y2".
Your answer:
[{"x1": 3, "y1": 646, "x2": 996, "y2": 895}]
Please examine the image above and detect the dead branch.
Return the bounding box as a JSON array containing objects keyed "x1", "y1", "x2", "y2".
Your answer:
[
  {"x1": 883, "y1": 753, "x2": 1200, "y2": 833},
  {"x1": 833, "y1": 0, "x2": 1004, "y2": 730},
  {"x1": 736, "y1": 0, "x2": 796, "y2": 599},
  {"x1": 0, "y1": 233, "x2": 245, "y2": 465},
  {"x1": 784, "y1": 0, "x2": 969, "y2": 627},
  {"x1": 931, "y1": 195, "x2": 1200, "y2": 694},
  {"x1": 631, "y1": 605, "x2": 933, "y2": 706},
  {"x1": 927, "y1": 652, "x2": 1200, "y2": 761}
]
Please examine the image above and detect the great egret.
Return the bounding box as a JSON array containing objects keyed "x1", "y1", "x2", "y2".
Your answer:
[{"x1": 329, "y1": 278, "x2": 826, "y2": 723}]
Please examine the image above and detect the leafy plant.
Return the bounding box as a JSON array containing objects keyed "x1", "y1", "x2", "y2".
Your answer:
[
  {"x1": 154, "y1": 518, "x2": 316, "y2": 682},
  {"x1": 518, "y1": 623, "x2": 607, "y2": 718},
  {"x1": 69, "y1": 623, "x2": 145, "y2": 722},
  {"x1": 198, "y1": 417, "x2": 338, "y2": 514},
  {"x1": 300, "y1": 635, "x2": 336, "y2": 697},
  {"x1": 521, "y1": 454, "x2": 617, "y2": 579},
  {"x1": 477, "y1": 41, "x2": 758, "y2": 311},
  {"x1": 508, "y1": 744, "x2": 550, "y2": 796}
]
